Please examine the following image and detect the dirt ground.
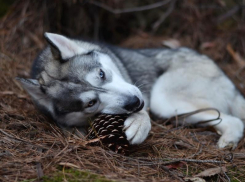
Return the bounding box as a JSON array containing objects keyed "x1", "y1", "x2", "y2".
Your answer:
[{"x1": 1, "y1": 1, "x2": 245, "y2": 182}]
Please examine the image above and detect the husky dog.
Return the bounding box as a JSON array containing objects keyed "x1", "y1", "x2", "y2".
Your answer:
[{"x1": 18, "y1": 33, "x2": 245, "y2": 148}]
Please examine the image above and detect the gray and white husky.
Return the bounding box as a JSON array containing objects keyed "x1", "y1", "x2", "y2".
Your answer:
[{"x1": 18, "y1": 33, "x2": 245, "y2": 149}]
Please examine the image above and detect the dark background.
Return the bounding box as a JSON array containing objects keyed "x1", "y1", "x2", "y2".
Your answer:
[
  {"x1": 2, "y1": 0, "x2": 245, "y2": 91},
  {"x1": 1, "y1": 0, "x2": 245, "y2": 62}
]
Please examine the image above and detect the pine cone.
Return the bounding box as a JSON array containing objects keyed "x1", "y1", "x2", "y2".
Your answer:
[{"x1": 87, "y1": 114, "x2": 130, "y2": 155}]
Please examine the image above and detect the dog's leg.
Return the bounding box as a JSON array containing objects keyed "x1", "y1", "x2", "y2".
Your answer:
[
  {"x1": 150, "y1": 91, "x2": 244, "y2": 149},
  {"x1": 188, "y1": 111, "x2": 244, "y2": 149},
  {"x1": 124, "y1": 110, "x2": 151, "y2": 145}
]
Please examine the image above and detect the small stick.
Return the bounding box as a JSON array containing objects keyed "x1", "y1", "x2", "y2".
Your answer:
[
  {"x1": 166, "y1": 158, "x2": 225, "y2": 164},
  {"x1": 88, "y1": 0, "x2": 172, "y2": 14},
  {"x1": 111, "y1": 153, "x2": 226, "y2": 165},
  {"x1": 161, "y1": 165, "x2": 185, "y2": 182},
  {"x1": 0, "y1": 129, "x2": 49, "y2": 150},
  {"x1": 151, "y1": 0, "x2": 177, "y2": 33}
]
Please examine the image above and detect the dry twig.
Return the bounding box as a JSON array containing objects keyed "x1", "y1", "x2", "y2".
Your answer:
[{"x1": 87, "y1": 0, "x2": 172, "y2": 14}]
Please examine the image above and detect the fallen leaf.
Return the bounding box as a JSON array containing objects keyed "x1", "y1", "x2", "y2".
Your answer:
[
  {"x1": 200, "y1": 42, "x2": 216, "y2": 50},
  {"x1": 162, "y1": 39, "x2": 181, "y2": 49},
  {"x1": 184, "y1": 177, "x2": 206, "y2": 182},
  {"x1": 165, "y1": 162, "x2": 185, "y2": 169},
  {"x1": 59, "y1": 162, "x2": 80, "y2": 169},
  {"x1": 174, "y1": 140, "x2": 193, "y2": 149},
  {"x1": 195, "y1": 166, "x2": 227, "y2": 177}
]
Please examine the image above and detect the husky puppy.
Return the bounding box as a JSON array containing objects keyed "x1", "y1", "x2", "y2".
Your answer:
[{"x1": 18, "y1": 33, "x2": 245, "y2": 148}]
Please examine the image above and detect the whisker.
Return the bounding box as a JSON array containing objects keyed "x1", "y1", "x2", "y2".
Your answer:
[
  {"x1": 136, "y1": 83, "x2": 151, "y2": 89},
  {"x1": 133, "y1": 79, "x2": 142, "y2": 86},
  {"x1": 140, "y1": 91, "x2": 150, "y2": 94}
]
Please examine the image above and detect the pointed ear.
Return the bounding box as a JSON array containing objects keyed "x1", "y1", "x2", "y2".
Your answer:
[
  {"x1": 16, "y1": 77, "x2": 45, "y2": 100},
  {"x1": 17, "y1": 77, "x2": 54, "y2": 116},
  {"x1": 44, "y1": 32, "x2": 88, "y2": 61}
]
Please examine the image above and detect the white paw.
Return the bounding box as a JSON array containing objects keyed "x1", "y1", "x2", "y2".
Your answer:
[
  {"x1": 124, "y1": 110, "x2": 151, "y2": 145},
  {"x1": 217, "y1": 131, "x2": 243, "y2": 149},
  {"x1": 215, "y1": 117, "x2": 244, "y2": 149}
]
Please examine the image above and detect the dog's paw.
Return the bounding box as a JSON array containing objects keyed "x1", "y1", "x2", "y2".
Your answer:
[
  {"x1": 216, "y1": 117, "x2": 244, "y2": 149},
  {"x1": 217, "y1": 131, "x2": 243, "y2": 149},
  {"x1": 124, "y1": 110, "x2": 151, "y2": 145}
]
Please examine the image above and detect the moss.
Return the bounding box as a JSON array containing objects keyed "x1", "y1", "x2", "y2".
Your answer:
[
  {"x1": 42, "y1": 168, "x2": 115, "y2": 182},
  {"x1": 21, "y1": 179, "x2": 36, "y2": 182},
  {"x1": 227, "y1": 166, "x2": 245, "y2": 182}
]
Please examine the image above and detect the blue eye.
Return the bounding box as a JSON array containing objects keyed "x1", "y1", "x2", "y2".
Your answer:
[{"x1": 99, "y1": 69, "x2": 105, "y2": 79}]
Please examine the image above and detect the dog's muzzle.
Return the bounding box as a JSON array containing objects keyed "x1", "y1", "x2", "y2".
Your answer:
[
  {"x1": 123, "y1": 95, "x2": 145, "y2": 113},
  {"x1": 134, "y1": 101, "x2": 144, "y2": 113}
]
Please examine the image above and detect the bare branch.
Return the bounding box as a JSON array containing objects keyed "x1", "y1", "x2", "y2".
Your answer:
[
  {"x1": 87, "y1": 0, "x2": 172, "y2": 14},
  {"x1": 216, "y1": 5, "x2": 240, "y2": 24},
  {"x1": 152, "y1": 0, "x2": 177, "y2": 33}
]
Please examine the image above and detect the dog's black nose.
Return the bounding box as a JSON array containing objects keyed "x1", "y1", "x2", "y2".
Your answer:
[{"x1": 123, "y1": 96, "x2": 141, "y2": 112}]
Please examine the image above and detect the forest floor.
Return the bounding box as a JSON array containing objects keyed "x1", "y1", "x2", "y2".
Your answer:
[{"x1": 1, "y1": 1, "x2": 245, "y2": 182}]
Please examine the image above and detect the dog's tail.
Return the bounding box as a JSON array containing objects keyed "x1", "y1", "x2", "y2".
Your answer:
[{"x1": 231, "y1": 92, "x2": 245, "y2": 121}]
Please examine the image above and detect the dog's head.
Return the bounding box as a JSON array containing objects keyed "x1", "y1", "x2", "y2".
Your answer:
[{"x1": 18, "y1": 33, "x2": 144, "y2": 127}]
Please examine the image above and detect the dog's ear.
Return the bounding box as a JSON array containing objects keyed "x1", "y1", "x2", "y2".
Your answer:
[
  {"x1": 16, "y1": 77, "x2": 45, "y2": 99},
  {"x1": 44, "y1": 32, "x2": 88, "y2": 61},
  {"x1": 17, "y1": 77, "x2": 53, "y2": 115}
]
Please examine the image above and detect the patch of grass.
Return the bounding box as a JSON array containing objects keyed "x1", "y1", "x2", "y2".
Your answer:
[
  {"x1": 21, "y1": 179, "x2": 36, "y2": 182},
  {"x1": 42, "y1": 168, "x2": 115, "y2": 182},
  {"x1": 227, "y1": 166, "x2": 245, "y2": 182}
]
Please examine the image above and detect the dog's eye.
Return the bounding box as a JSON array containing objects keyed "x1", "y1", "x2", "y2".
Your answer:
[
  {"x1": 87, "y1": 100, "x2": 97, "y2": 107},
  {"x1": 99, "y1": 69, "x2": 105, "y2": 79},
  {"x1": 86, "y1": 51, "x2": 93, "y2": 55}
]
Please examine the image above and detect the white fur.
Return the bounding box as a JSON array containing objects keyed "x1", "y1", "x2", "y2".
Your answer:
[
  {"x1": 20, "y1": 33, "x2": 245, "y2": 148},
  {"x1": 44, "y1": 33, "x2": 89, "y2": 59},
  {"x1": 86, "y1": 52, "x2": 150, "y2": 144},
  {"x1": 87, "y1": 52, "x2": 144, "y2": 115},
  {"x1": 97, "y1": 52, "x2": 122, "y2": 76},
  {"x1": 99, "y1": 52, "x2": 143, "y2": 101},
  {"x1": 98, "y1": 71, "x2": 143, "y2": 115},
  {"x1": 79, "y1": 91, "x2": 96, "y2": 103},
  {"x1": 150, "y1": 55, "x2": 245, "y2": 149},
  {"x1": 124, "y1": 110, "x2": 151, "y2": 144}
]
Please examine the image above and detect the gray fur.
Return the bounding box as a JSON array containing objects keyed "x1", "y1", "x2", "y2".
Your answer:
[{"x1": 18, "y1": 33, "x2": 245, "y2": 147}]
